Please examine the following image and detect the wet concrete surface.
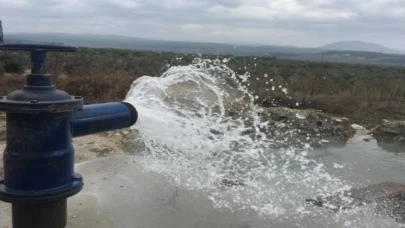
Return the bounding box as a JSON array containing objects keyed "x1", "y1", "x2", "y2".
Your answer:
[{"x1": 0, "y1": 155, "x2": 263, "y2": 228}]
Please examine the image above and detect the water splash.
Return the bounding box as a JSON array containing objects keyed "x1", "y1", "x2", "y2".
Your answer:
[{"x1": 124, "y1": 58, "x2": 400, "y2": 227}]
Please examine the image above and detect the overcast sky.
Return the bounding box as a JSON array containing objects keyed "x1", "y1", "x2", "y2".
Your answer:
[{"x1": 1, "y1": 0, "x2": 405, "y2": 49}]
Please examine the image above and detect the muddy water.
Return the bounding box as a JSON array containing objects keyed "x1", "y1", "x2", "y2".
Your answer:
[{"x1": 321, "y1": 135, "x2": 405, "y2": 186}]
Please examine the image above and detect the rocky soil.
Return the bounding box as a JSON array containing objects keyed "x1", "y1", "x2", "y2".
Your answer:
[
  {"x1": 371, "y1": 119, "x2": 405, "y2": 141},
  {"x1": 256, "y1": 106, "x2": 355, "y2": 147},
  {"x1": 219, "y1": 101, "x2": 356, "y2": 149},
  {"x1": 219, "y1": 100, "x2": 405, "y2": 148}
]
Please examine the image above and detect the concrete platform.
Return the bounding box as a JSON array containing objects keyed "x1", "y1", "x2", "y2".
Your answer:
[
  {"x1": 0, "y1": 155, "x2": 261, "y2": 228},
  {"x1": 1, "y1": 155, "x2": 403, "y2": 228}
]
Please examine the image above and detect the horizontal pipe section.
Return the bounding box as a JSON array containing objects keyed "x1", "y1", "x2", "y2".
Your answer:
[{"x1": 72, "y1": 102, "x2": 137, "y2": 138}]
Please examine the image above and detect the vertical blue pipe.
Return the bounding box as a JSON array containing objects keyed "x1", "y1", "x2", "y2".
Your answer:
[{"x1": 4, "y1": 112, "x2": 74, "y2": 190}]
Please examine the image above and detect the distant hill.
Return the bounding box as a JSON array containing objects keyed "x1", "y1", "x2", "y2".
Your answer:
[
  {"x1": 320, "y1": 41, "x2": 404, "y2": 54},
  {"x1": 4, "y1": 32, "x2": 321, "y2": 56},
  {"x1": 3, "y1": 33, "x2": 405, "y2": 66}
]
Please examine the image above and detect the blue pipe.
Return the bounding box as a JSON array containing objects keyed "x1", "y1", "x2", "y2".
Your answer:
[
  {"x1": 0, "y1": 21, "x2": 139, "y2": 228},
  {"x1": 73, "y1": 102, "x2": 137, "y2": 138}
]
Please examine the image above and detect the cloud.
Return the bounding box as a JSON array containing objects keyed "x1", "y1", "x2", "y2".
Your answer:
[{"x1": 0, "y1": 0, "x2": 405, "y2": 49}]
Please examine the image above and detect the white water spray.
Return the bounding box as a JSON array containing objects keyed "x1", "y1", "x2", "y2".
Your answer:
[{"x1": 124, "y1": 58, "x2": 401, "y2": 227}]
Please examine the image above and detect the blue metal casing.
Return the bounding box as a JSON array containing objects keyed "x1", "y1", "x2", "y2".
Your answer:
[
  {"x1": 0, "y1": 52, "x2": 85, "y2": 204},
  {"x1": 0, "y1": 21, "x2": 138, "y2": 227},
  {"x1": 0, "y1": 112, "x2": 83, "y2": 203}
]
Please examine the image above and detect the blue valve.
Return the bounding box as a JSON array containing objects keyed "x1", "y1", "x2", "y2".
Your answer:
[{"x1": 0, "y1": 21, "x2": 138, "y2": 228}]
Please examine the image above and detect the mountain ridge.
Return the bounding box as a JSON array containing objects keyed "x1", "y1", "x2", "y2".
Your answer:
[
  {"x1": 4, "y1": 32, "x2": 405, "y2": 66},
  {"x1": 6, "y1": 32, "x2": 403, "y2": 54},
  {"x1": 320, "y1": 41, "x2": 404, "y2": 54}
]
